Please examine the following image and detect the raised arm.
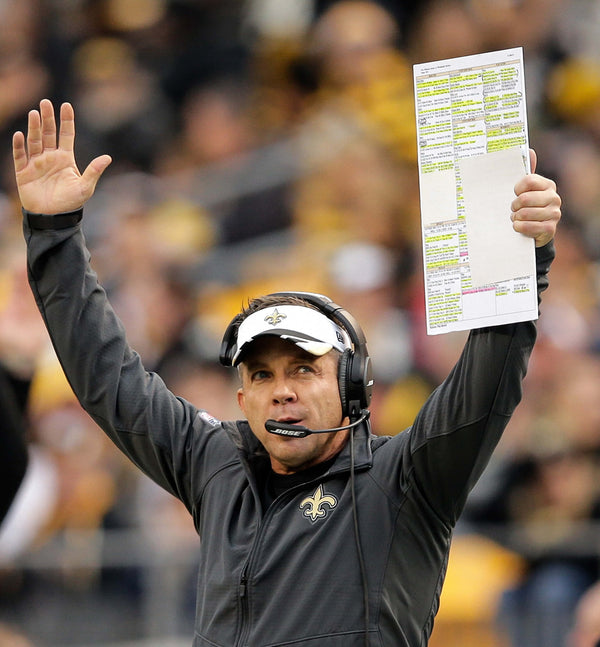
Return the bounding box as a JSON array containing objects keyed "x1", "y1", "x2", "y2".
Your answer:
[
  {"x1": 12, "y1": 99, "x2": 111, "y2": 214},
  {"x1": 13, "y1": 101, "x2": 209, "y2": 512},
  {"x1": 404, "y1": 151, "x2": 561, "y2": 523}
]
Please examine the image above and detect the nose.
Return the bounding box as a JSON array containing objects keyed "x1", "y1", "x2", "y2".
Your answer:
[{"x1": 271, "y1": 375, "x2": 297, "y2": 405}]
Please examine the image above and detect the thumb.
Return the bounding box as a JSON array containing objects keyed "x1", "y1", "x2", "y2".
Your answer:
[
  {"x1": 81, "y1": 154, "x2": 112, "y2": 198},
  {"x1": 529, "y1": 148, "x2": 537, "y2": 174}
]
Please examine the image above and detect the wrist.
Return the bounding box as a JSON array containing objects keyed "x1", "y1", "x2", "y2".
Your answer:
[{"x1": 22, "y1": 207, "x2": 83, "y2": 230}]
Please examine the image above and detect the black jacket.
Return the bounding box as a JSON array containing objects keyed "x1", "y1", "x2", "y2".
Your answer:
[{"x1": 23, "y1": 210, "x2": 554, "y2": 646}]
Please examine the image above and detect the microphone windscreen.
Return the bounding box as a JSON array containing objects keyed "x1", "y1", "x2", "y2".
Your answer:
[{"x1": 264, "y1": 420, "x2": 311, "y2": 437}]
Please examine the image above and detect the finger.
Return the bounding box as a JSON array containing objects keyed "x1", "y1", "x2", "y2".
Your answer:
[
  {"x1": 513, "y1": 173, "x2": 557, "y2": 200},
  {"x1": 26, "y1": 109, "x2": 42, "y2": 157},
  {"x1": 40, "y1": 99, "x2": 57, "y2": 150},
  {"x1": 512, "y1": 184, "x2": 561, "y2": 215},
  {"x1": 512, "y1": 219, "x2": 557, "y2": 248},
  {"x1": 80, "y1": 154, "x2": 112, "y2": 197},
  {"x1": 529, "y1": 148, "x2": 537, "y2": 174},
  {"x1": 12, "y1": 131, "x2": 28, "y2": 173},
  {"x1": 511, "y1": 202, "x2": 562, "y2": 226},
  {"x1": 58, "y1": 102, "x2": 75, "y2": 152}
]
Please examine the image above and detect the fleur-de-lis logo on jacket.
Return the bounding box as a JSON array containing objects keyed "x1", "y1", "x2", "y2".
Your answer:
[
  {"x1": 264, "y1": 308, "x2": 287, "y2": 326},
  {"x1": 300, "y1": 485, "x2": 338, "y2": 522}
]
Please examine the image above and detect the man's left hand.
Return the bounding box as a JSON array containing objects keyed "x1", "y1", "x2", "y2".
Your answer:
[{"x1": 511, "y1": 149, "x2": 562, "y2": 248}]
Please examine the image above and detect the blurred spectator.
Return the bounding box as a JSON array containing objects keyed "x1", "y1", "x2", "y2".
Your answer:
[
  {"x1": 158, "y1": 354, "x2": 240, "y2": 419},
  {"x1": 0, "y1": 0, "x2": 49, "y2": 135},
  {"x1": 0, "y1": 240, "x2": 47, "y2": 525},
  {"x1": 540, "y1": 131, "x2": 600, "y2": 262},
  {"x1": 69, "y1": 35, "x2": 174, "y2": 172},
  {"x1": 546, "y1": 58, "x2": 600, "y2": 139},
  {"x1": 157, "y1": 79, "x2": 295, "y2": 245},
  {"x1": 465, "y1": 374, "x2": 600, "y2": 647},
  {"x1": 569, "y1": 581, "x2": 600, "y2": 647},
  {"x1": 306, "y1": 0, "x2": 418, "y2": 162},
  {"x1": 405, "y1": 0, "x2": 564, "y2": 125},
  {"x1": 0, "y1": 351, "x2": 132, "y2": 570},
  {"x1": 0, "y1": 623, "x2": 34, "y2": 647},
  {"x1": 404, "y1": 0, "x2": 482, "y2": 64},
  {"x1": 326, "y1": 240, "x2": 413, "y2": 384},
  {"x1": 0, "y1": 366, "x2": 29, "y2": 525}
]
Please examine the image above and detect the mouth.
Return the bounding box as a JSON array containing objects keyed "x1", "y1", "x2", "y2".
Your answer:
[
  {"x1": 272, "y1": 412, "x2": 305, "y2": 425},
  {"x1": 278, "y1": 417, "x2": 302, "y2": 425}
]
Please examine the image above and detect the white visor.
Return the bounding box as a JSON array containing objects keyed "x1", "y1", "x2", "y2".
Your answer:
[{"x1": 232, "y1": 305, "x2": 351, "y2": 365}]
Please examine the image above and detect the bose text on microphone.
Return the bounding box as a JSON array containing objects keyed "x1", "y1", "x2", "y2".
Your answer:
[{"x1": 265, "y1": 410, "x2": 370, "y2": 437}]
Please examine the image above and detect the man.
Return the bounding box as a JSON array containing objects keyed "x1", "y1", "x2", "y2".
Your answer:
[{"x1": 12, "y1": 99, "x2": 560, "y2": 646}]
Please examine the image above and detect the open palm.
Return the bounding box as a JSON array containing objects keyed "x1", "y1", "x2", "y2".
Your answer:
[{"x1": 12, "y1": 100, "x2": 111, "y2": 215}]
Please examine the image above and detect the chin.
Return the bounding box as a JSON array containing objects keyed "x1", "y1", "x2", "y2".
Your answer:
[{"x1": 271, "y1": 443, "x2": 315, "y2": 470}]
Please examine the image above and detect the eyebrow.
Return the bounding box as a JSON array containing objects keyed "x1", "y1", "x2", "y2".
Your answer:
[
  {"x1": 242, "y1": 346, "x2": 319, "y2": 371},
  {"x1": 245, "y1": 353, "x2": 317, "y2": 370},
  {"x1": 242, "y1": 358, "x2": 268, "y2": 373}
]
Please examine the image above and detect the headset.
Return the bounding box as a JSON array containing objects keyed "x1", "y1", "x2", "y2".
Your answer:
[{"x1": 219, "y1": 291, "x2": 373, "y2": 421}]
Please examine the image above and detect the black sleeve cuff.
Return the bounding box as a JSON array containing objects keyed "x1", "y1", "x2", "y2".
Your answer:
[
  {"x1": 535, "y1": 239, "x2": 555, "y2": 265},
  {"x1": 535, "y1": 239, "x2": 555, "y2": 301},
  {"x1": 22, "y1": 207, "x2": 83, "y2": 230}
]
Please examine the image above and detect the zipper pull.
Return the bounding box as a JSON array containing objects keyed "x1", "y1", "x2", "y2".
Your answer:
[{"x1": 240, "y1": 575, "x2": 247, "y2": 598}]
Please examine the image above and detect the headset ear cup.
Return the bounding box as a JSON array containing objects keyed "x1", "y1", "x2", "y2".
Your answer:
[
  {"x1": 337, "y1": 349, "x2": 351, "y2": 419},
  {"x1": 359, "y1": 355, "x2": 373, "y2": 410},
  {"x1": 219, "y1": 313, "x2": 243, "y2": 366}
]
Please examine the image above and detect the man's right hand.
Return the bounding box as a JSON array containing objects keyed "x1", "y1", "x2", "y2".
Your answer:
[{"x1": 12, "y1": 99, "x2": 111, "y2": 215}]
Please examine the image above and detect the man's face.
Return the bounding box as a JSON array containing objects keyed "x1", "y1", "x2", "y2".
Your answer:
[{"x1": 237, "y1": 336, "x2": 349, "y2": 475}]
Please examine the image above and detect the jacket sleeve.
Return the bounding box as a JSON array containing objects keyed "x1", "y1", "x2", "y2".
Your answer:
[
  {"x1": 402, "y1": 242, "x2": 555, "y2": 524},
  {"x1": 22, "y1": 211, "x2": 233, "y2": 514}
]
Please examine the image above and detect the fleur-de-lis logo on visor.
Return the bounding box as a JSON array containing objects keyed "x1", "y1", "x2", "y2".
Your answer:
[
  {"x1": 264, "y1": 309, "x2": 287, "y2": 326},
  {"x1": 300, "y1": 485, "x2": 338, "y2": 522}
]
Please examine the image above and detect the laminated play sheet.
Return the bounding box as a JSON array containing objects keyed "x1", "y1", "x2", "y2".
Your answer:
[{"x1": 414, "y1": 47, "x2": 537, "y2": 334}]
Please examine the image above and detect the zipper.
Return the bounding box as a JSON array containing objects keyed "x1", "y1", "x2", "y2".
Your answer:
[
  {"x1": 236, "y1": 508, "x2": 285, "y2": 647},
  {"x1": 236, "y1": 568, "x2": 250, "y2": 647},
  {"x1": 234, "y1": 489, "x2": 299, "y2": 647},
  {"x1": 234, "y1": 470, "x2": 365, "y2": 645}
]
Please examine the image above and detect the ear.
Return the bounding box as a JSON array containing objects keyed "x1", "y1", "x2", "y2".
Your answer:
[{"x1": 237, "y1": 388, "x2": 246, "y2": 414}]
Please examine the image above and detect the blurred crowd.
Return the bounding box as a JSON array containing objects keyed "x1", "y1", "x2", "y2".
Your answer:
[{"x1": 1, "y1": 0, "x2": 600, "y2": 645}]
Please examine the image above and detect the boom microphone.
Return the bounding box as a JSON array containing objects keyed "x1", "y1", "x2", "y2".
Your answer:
[{"x1": 265, "y1": 410, "x2": 370, "y2": 438}]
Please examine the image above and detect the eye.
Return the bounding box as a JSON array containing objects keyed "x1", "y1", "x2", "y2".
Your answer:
[
  {"x1": 296, "y1": 364, "x2": 316, "y2": 375},
  {"x1": 250, "y1": 369, "x2": 270, "y2": 381}
]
